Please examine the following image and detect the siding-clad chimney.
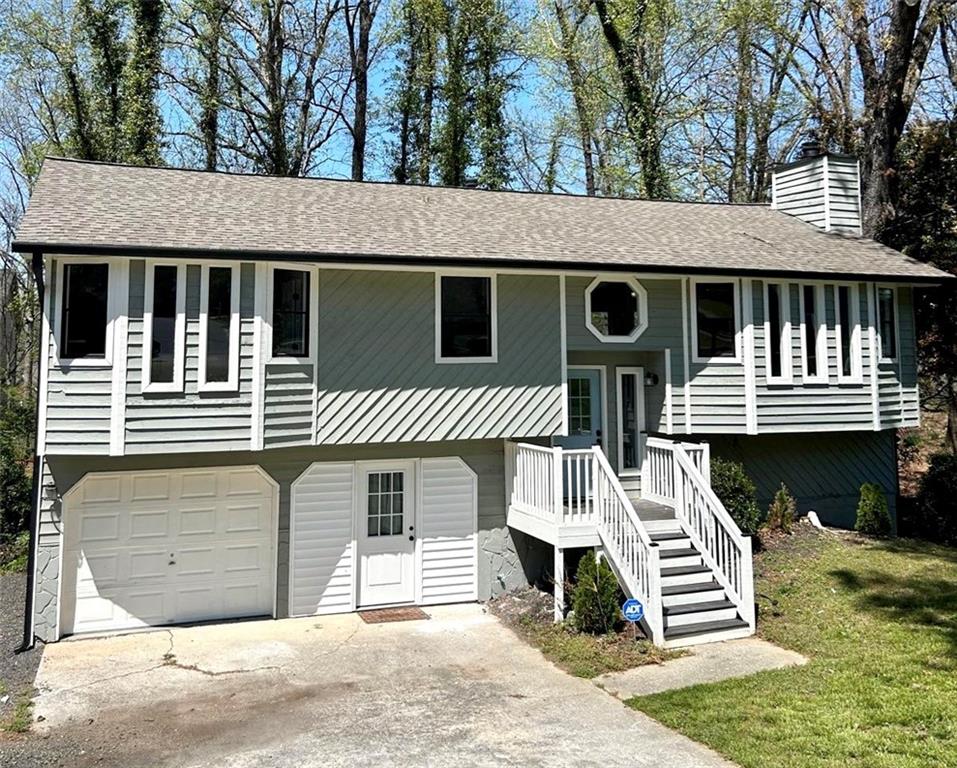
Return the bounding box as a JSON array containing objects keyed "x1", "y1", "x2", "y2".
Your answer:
[{"x1": 771, "y1": 139, "x2": 862, "y2": 236}]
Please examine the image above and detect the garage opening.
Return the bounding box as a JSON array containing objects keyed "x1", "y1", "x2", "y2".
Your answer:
[{"x1": 60, "y1": 466, "x2": 278, "y2": 637}]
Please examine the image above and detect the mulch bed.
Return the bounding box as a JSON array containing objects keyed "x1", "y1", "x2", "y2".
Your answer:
[
  {"x1": 0, "y1": 572, "x2": 42, "y2": 724},
  {"x1": 358, "y1": 606, "x2": 430, "y2": 624}
]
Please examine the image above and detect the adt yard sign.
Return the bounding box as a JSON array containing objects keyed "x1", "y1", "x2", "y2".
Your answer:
[{"x1": 622, "y1": 598, "x2": 644, "y2": 623}]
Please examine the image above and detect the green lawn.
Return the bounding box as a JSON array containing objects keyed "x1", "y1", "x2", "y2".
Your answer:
[{"x1": 629, "y1": 526, "x2": 957, "y2": 768}]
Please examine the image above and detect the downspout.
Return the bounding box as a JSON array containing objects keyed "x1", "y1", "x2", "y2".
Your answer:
[{"x1": 18, "y1": 251, "x2": 43, "y2": 653}]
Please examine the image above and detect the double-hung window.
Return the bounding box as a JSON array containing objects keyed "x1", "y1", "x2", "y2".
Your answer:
[
  {"x1": 800, "y1": 284, "x2": 827, "y2": 383},
  {"x1": 834, "y1": 284, "x2": 862, "y2": 382},
  {"x1": 692, "y1": 280, "x2": 739, "y2": 362},
  {"x1": 142, "y1": 263, "x2": 186, "y2": 392},
  {"x1": 436, "y1": 274, "x2": 498, "y2": 363},
  {"x1": 877, "y1": 287, "x2": 897, "y2": 361},
  {"x1": 271, "y1": 268, "x2": 311, "y2": 359},
  {"x1": 765, "y1": 282, "x2": 792, "y2": 383},
  {"x1": 59, "y1": 262, "x2": 110, "y2": 361},
  {"x1": 199, "y1": 265, "x2": 240, "y2": 390}
]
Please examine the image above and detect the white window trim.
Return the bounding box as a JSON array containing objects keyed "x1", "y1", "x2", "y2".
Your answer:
[
  {"x1": 435, "y1": 271, "x2": 499, "y2": 364},
  {"x1": 798, "y1": 283, "x2": 828, "y2": 384},
  {"x1": 584, "y1": 275, "x2": 649, "y2": 343},
  {"x1": 690, "y1": 277, "x2": 742, "y2": 364},
  {"x1": 198, "y1": 263, "x2": 241, "y2": 392},
  {"x1": 615, "y1": 366, "x2": 646, "y2": 477},
  {"x1": 52, "y1": 257, "x2": 116, "y2": 368},
  {"x1": 763, "y1": 281, "x2": 793, "y2": 385},
  {"x1": 266, "y1": 264, "x2": 318, "y2": 365},
  {"x1": 141, "y1": 261, "x2": 187, "y2": 393},
  {"x1": 834, "y1": 283, "x2": 864, "y2": 384},
  {"x1": 876, "y1": 284, "x2": 899, "y2": 364}
]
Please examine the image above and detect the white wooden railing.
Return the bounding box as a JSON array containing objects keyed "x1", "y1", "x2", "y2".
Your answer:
[
  {"x1": 641, "y1": 437, "x2": 754, "y2": 632},
  {"x1": 504, "y1": 441, "x2": 664, "y2": 644}
]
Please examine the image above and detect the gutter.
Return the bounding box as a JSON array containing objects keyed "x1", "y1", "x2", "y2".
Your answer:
[
  {"x1": 17, "y1": 252, "x2": 43, "y2": 652},
  {"x1": 8, "y1": 240, "x2": 952, "y2": 285}
]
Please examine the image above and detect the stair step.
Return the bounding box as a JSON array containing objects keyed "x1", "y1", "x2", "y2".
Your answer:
[
  {"x1": 659, "y1": 547, "x2": 699, "y2": 559},
  {"x1": 660, "y1": 564, "x2": 711, "y2": 577},
  {"x1": 664, "y1": 617, "x2": 750, "y2": 640},
  {"x1": 663, "y1": 599, "x2": 735, "y2": 616},
  {"x1": 649, "y1": 531, "x2": 688, "y2": 541},
  {"x1": 661, "y1": 580, "x2": 722, "y2": 596}
]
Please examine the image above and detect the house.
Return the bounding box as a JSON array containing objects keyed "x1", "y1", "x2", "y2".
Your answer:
[{"x1": 12, "y1": 151, "x2": 947, "y2": 650}]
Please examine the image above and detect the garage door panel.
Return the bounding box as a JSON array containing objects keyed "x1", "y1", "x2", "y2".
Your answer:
[{"x1": 63, "y1": 466, "x2": 276, "y2": 636}]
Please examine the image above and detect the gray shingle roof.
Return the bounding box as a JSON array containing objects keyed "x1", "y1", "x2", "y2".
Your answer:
[{"x1": 12, "y1": 157, "x2": 949, "y2": 282}]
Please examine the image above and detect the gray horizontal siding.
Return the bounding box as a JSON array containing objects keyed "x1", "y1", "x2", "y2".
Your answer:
[
  {"x1": 705, "y1": 430, "x2": 897, "y2": 529},
  {"x1": 44, "y1": 258, "x2": 113, "y2": 453},
  {"x1": 314, "y1": 270, "x2": 563, "y2": 444},
  {"x1": 264, "y1": 364, "x2": 314, "y2": 447},
  {"x1": 124, "y1": 261, "x2": 254, "y2": 453},
  {"x1": 774, "y1": 161, "x2": 826, "y2": 228},
  {"x1": 826, "y1": 156, "x2": 861, "y2": 234},
  {"x1": 878, "y1": 286, "x2": 919, "y2": 428}
]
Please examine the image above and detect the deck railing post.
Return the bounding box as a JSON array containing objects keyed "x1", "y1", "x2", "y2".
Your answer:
[
  {"x1": 739, "y1": 533, "x2": 756, "y2": 631},
  {"x1": 552, "y1": 446, "x2": 563, "y2": 524}
]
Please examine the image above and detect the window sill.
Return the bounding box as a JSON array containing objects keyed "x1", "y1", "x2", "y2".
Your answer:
[
  {"x1": 54, "y1": 357, "x2": 112, "y2": 369},
  {"x1": 197, "y1": 382, "x2": 240, "y2": 394},
  {"x1": 141, "y1": 383, "x2": 185, "y2": 395},
  {"x1": 436, "y1": 356, "x2": 498, "y2": 365},
  {"x1": 266, "y1": 356, "x2": 314, "y2": 366},
  {"x1": 692, "y1": 356, "x2": 742, "y2": 366},
  {"x1": 765, "y1": 377, "x2": 794, "y2": 387}
]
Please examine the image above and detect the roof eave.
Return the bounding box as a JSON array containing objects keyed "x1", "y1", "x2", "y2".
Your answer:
[{"x1": 11, "y1": 239, "x2": 951, "y2": 285}]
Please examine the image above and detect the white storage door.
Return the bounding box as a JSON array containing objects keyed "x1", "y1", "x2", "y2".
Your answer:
[
  {"x1": 419, "y1": 458, "x2": 478, "y2": 604},
  {"x1": 289, "y1": 462, "x2": 356, "y2": 616},
  {"x1": 61, "y1": 467, "x2": 277, "y2": 636}
]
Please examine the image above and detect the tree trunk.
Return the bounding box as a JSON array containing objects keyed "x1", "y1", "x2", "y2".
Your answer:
[
  {"x1": 350, "y1": 0, "x2": 373, "y2": 181},
  {"x1": 554, "y1": 0, "x2": 596, "y2": 196}
]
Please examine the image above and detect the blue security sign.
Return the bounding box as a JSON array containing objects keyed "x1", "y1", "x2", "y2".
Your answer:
[{"x1": 622, "y1": 598, "x2": 644, "y2": 623}]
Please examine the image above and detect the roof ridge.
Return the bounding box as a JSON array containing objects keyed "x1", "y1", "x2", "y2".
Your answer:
[{"x1": 41, "y1": 155, "x2": 772, "y2": 209}]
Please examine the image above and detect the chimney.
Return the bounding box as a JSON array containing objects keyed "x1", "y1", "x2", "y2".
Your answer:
[{"x1": 770, "y1": 134, "x2": 862, "y2": 236}]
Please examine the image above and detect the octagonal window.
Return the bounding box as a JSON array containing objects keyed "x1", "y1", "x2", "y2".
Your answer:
[{"x1": 585, "y1": 277, "x2": 648, "y2": 342}]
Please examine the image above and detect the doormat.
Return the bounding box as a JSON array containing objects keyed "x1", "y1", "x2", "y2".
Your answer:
[{"x1": 359, "y1": 606, "x2": 430, "y2": 624}]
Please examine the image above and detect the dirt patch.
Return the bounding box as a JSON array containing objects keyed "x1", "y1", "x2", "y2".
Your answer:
[
  {"x1": 899, "y1": 412, "x2": 948, "y2": 497},
  {"x1": 0, "y1": 573, "x2": 41, "y2": 726},
  {"x1": 489, "y1": 587, "x2": 680, "y2": 679}
]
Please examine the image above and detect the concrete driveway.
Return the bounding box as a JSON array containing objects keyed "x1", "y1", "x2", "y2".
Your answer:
[{"x1": 28, "y1": 605, "x2": 733, "y2": 768}]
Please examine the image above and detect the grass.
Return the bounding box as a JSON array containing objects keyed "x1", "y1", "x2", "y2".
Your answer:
[
  {"x1": 512, "y1": 614, "x2": 679, "y2": 679},
  {"x1": 0, "y1": 697, "x2": 33, "y2": 734},
  {"x1": 0, "y1": 531, "x2": 29, "y2": 574},
  {"x1": 628, "y1": 525, "x2": 957, "y2": 768}
]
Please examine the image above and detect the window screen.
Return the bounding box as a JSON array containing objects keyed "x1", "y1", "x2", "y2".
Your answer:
[
  {"x1": 149, "y1": 265, "x2": 179, "y2": 383},
  {"x1": 61, "y1": 263, "x2": 109, "y2": 358},
  {"x1": 205, "y1": 267, "x2": 233, "y2": 382},
  {"x1": 695, "y1": 282, "x2": 736, "y2": 358},
  {"x1": 878, "y1": 288, "x2": 897, "y2": 359},
  {"x1": 803, "y1": 285, "x2": 820, "y2": 378},
  {"x1": 440, "y1": 276, "x2": 493, "y2": 359},
  {"x1": 272, "y1": 270, "x2": 310, "y2": 357}
]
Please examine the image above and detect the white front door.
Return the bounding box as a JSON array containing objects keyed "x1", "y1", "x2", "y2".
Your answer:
[{"x1": 357, "y1": 461, "x2": 416, "y2": 607}]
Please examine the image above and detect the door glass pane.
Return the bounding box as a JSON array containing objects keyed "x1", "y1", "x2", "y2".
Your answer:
[
  {"x1": 620, "y1": 374, "x2": 639, "y2": 471},
  {"x1": 569, "y1": 377, "x2": 592, "y2": 434},
  {"x1": 367, "y1": 471, "x2": 404, "y2": 537},
  {"x1": 150, "y1": 265, "x2": 178, "y2": 383},
  {"x1": 206, "y1": 267, "x2": 232, "y2": 382}
]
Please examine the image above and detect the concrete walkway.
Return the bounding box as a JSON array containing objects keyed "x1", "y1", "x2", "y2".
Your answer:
[
  {"x1": 595, "y1": 637, "x2": 807, "y2": 699},
  {"x1": 30, "y1": 605, "x2": 735, "y2": 768}
]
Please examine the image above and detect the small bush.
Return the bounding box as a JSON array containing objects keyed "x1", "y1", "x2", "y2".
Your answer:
[
  {"x1": 912, "y1": 453, "x2": 957, "y2": 545},
  {"x1": 571, "y1": 550, "x2": 620, "y2": 634},
  {"x1": 766, "y1": 484, "x2": 796, "y2": 533},
  {"x1": 0, "y1": 531, "x2": 29, "y2": 574},
  {"x1": 855, "y1": 483, "x2": 892, "y2": 536},
  {"x1": 710, "y1": 458, "x2": 761, "y2": 535}
]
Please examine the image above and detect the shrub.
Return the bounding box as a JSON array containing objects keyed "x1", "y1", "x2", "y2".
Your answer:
[
  {"x1": 855, "y1": 483, "x2": 892, "y2": 536},
  {"x1": 571, "y1": 550, "x2": 620, "y2": 634},
  {"x1": 766, "y1": 484, "x2": 796, "y2": 533},
  {"x1": 913, "y1": 453, "x2": 957, "y2": 545},
  {"x1": 710, "y1": 458, "x2": 761, "y2": 535}
]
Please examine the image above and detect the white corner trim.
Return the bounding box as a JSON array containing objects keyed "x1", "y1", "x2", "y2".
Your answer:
[
  {"x1": 250, "y1": 263, "x2": 267, "y2": 451},
  {"x1": 109, "y1": 260, "x2": 129, "y2": 456},
  {"x1": 559, "y1": 274, "x2": 568, "y2": 436},
  {"x1": 36, "y1": 259, "x2": 52, "y2": 456},
  {"x1": 664, "y1": 347, "x2": 673, "y2": 434},
  {"x1": 141, "y1": 261, "x2": 187, "y2": 393},
  {"x1": 310, "y1": 269, "x2": 320, "y2": 445},
  {"x1": 741, "y1": 280, "x2": 758, "y2": 435},
  {"x1": 822, "y1": 154, "x2": 832, "y2": 232},
  {"x1": 689, "y1": 277, "x2": 743, "y2": 365},
  {"x1": 434, "y1": 270, "x2": 499, "y2": 364},
  {"x1": 198, "y1": 263, "x2": 241, "y2": 392},
  {"x1": 798, "y1": 283, "x2": 829, "y2": 385},
  {"x1": 583, "y1": 275, "x2": 649, "y2": 343},
  {"x1": 763, "y1": 281, "x2": 794, "y2": 385},
  {"x1": 681, "y1": 278, "x2": 692, "y2": 433},
  {"x1": 867, "y1": 283, "x2": 881, "y2": 431}
]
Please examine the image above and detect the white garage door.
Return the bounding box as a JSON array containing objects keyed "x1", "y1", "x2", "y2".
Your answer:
[{"x1": 61, "y1": 466, "x2": 277, "y2": 637}]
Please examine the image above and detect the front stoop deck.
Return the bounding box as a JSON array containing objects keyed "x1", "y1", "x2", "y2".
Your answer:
[
  {"x1": 593, "y1": 637, "x2": 808, "y2": 699},
  {"x1": 507, "y1": 495, "x2": 755, "y2": 648}
]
